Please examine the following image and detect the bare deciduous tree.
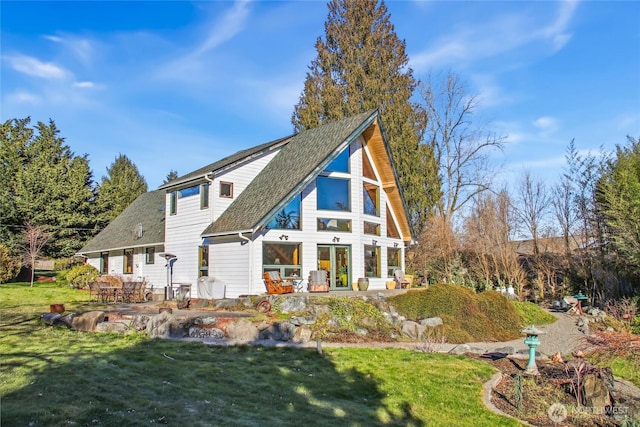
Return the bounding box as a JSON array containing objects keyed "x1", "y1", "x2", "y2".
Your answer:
[
  {"x1": 420, "y1": 71, "x2": 506, "y2": 222},
  {"x1": 22, "y1": 223, "x2": 50, "y2": 287}
]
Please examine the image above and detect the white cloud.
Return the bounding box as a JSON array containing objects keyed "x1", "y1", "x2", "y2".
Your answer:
[
  {"x1": 194, "y1": 0, "x2": 251, "y2": 56},
  {"x1": 411, "y1": 0, "x2": 579, "y2": 72},
  {"x1": 533, "y1": 116, "x2": 558, "y2": 130},
  {"x1": 7, "y1": 91, "x2": 41, "y2": 104},
  {"x1": 5, "y1": 54, "x2": 69, "y2": 79},
  {"x1": 73, "y1": 81, "x2": 95, "y2": 88}
]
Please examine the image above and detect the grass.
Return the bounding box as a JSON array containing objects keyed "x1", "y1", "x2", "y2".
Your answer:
[
  {"x1": 0, "y1": 282, "x2": 522, "y2": 426},
  {"x1": 510, "y1": 301, "x2": 556, "y2": 327}
]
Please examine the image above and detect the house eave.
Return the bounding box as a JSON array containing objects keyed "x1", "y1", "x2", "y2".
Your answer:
[{"x1": 77, "y1": 241, "x2": 165, "y2": 256}]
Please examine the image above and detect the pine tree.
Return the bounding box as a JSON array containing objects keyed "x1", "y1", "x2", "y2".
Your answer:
[
  {"x1": 2, "y1": 118, "x2": 97, "y2": 258},
  {"x1": 292, "y1": 0, "x2": 439, "y2": 234},
  {"x1": 95, "y1": 154, "x2": 148, "y2": 224}
]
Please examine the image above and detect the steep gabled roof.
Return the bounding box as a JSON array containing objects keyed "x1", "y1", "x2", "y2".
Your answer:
[
  {"x1": 78, "y1": 190, "x2": 166, "y2": 254},
  {"x1": 158, "y1": 135, "x2": 293, "y2": 190},
  {"x1": 202, "y1": 110, "x2": 382, "y2": 236}
]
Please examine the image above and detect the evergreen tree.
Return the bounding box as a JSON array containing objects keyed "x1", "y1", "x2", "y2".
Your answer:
[
  {"x1": 164, "y1": 169, "x2": 178, "y2": 184},
  {"x1": 292, "y1": 0, "x2": 440, "y2": 234},
  {"x1": 598, "y1": 136, "x2": 640, "y2": 285},
  {"x1": 95, "y1": 154, "x2": 148, "y2": 223},
  {"x1": 1, "y1": 118, "x2": 96, "y2": 258}
]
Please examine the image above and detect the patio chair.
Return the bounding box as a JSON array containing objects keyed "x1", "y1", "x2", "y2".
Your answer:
[
  {"x1": 308, "y1": 270, "x2": 329, "y2": 292},
  {"x1": 88, "y1": 282, "x2": 104, "y2": 302},
  {"x1": 121, "y1": 282, "x2": 136, "y2": 303},
  {"x1": 393, "y1": 270, "x2": 411, "y2": 289},
  {"x1": 263, "y1": 271, "x2": 294, "y2": 295}
]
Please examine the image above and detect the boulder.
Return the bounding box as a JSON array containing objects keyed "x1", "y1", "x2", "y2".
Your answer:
[
  {"x1": 582, "y1": 374, "x2": 612, "y2": 408},
  {"x1": 226, "y1": 318, "x2": 259, "y2": 341},
  {"x1": 193, "y1": 317, "x2": 218, "y2": 326},
  {"x1": 291, "y1": 326, "x2": 312, "y2": 344},
  {"x1": 448, "y1": 344, "x2": 485, "y2": 355},
  {"x1": 212, "y1": 299, "x2": 241, "y2": 310},
  {"x1": 278, "y1": 296, "x2": 309, "y2": 313},
  {"x1": 260, "y1": 322, "x2": 296, "y2": 341},
  {"x1": 72, "y1": 311, "x2": 106, "y2": 332},
  {"x1": 95, "y1": 322, "x2": 130, "y2": 334},
  {"x1": 189, "y1": 327, "x2": 225, "y2": 339},
  {"x1": 41, "y1": 313, "x2": 74, "y2": 328},
  {"x1": 130, "y1": 315, "x2": 150, "y2": 331},
  {"x1": 147, "y1": 311, "x2": 186, "y2": 339},
  {"x1": 289, "y1": 316, "x2": 316, "y2": 326},
  {"x1": 492, "y1": 346, "x2": 516, "y2": 355},
  {"x1": 420, "y1": 317, "x2": 444, "y2": 328},
  {"x1": 402, "y1": 321, "x2": 426, "y2": 340}
]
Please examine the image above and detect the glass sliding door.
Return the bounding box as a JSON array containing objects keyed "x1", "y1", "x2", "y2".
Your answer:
[{"x1": 317, "y1": 245, "x2": 351, "y2": 290}]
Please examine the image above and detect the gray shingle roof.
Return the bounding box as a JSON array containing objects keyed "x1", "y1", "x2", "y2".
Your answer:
[
  {"x1": 202, "y1": 110, "x2": 378, "y2": 236},
  {"x1": 78, "y1": 190, "x2": 166, "y2": 254},
  {"x1": 158, "y1": 136, "x2": 292, "y2": 190}
]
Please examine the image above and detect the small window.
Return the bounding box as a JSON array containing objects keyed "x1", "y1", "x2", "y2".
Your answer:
[
  {"x1": 386, "y1": 206, "x2": 401, "y2": 238},
  {"x1": 364, "y1": 221, "x2": 380, "y2": 236},
  {"x1": 199, "y1": 245, "x2": 209, "y2": 277},
  {"x1": 170, "y1": 191, "x2": 177, "y2": 215},
  {"x1": 100, "y1": 252, "x2": 109, "y2": 274},
  {"x1": 387, "y1": 247, "x2": 401, "y2": 277},
  {"x1": 363, "y1": 182, "x2": 380, "y2": 216},
  {"x1": 317, "y1": 218, "x2": 352, "y2": 232},
  {"x1": 145, "y1": 247, "x2": 155, "y2": 265},
  {"x1": 200, "y1": 183, "x2": 210, "y2": 209},
  {"x1": 124, "y1": 249, "x2": 133, "y2": 274},
  {"x1": 325, "y1": 146, "x2": 350, "y2": 173},
  {"x1": 266, "y1": 194, "x2": 301, "y2": 230},
  {"x1": 362, "y1": 150, "x2": 376, "y2": 180},
  {"x1": 178, "y1": 185, "x2": 199, "y2": 198},
  {"x1": 364, "y1": 245, "x2": 380, "y2": 278},
  {"x1": 220, "y1": 182, "x2": 233, "y2": 198}
]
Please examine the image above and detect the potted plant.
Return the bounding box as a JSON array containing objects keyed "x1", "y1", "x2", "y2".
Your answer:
[{"x1": 339, "y1": 265, "x2": 348, "y2": 287}]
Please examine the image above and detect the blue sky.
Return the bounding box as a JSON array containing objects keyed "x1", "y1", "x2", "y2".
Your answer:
[{"x1": 2, "y1": 0, "x2": 639, "y2": 190}]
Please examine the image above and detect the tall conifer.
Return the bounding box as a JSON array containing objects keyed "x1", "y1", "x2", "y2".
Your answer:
[{"x1": 292, "y1": 0, "x2": 439, "y2": 233}]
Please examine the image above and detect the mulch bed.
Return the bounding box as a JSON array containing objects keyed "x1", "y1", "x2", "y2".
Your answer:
[{"x1": 467, "y1": 353, "x2": 632, "y2": 426}]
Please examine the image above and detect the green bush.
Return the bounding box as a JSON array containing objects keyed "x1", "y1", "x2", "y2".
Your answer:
[
  {"x1": 388, "y1": 284, "x2": 523, "y2": 343},
  {"x1": 64, "y1": 264, "x2": 99, "y2": 289},
  {"x1": 511, "y1": 301, "x2": 556, "y2": 327},
  {"x1": 0, "y1": 244, "x2": 21, "y2": 284}
]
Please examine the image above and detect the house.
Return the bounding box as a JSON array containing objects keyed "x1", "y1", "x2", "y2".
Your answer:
[{"x1": 78, "y1": 110, "x2": 413, "y2": 298}]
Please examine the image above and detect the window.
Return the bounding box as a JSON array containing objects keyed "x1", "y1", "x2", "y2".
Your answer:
[
  {"x1": 317, "y1": 176, "x2": 350, "y2": 211},
  {"x1": 387, "y1": 247, "x2": 401, "y2": 277},
  {"x1": 200, "y1": 183, "x2": 210, "y2": 209},
  {"x1": 364, "y1": 221, "x2": 380, "y2": 236},
  {"x1": 362, "y1": 150, "x2": 376, "y2": 180},
  {"x1": 363, "y1": 182, "x2": 380, "y2": 216},
  {"x1": 124, "y1": 249, "x2": 133, "y2": 274},
  {"x1": 220, "y1": 182, "x2": 233, "y2": 198},
  {"x1": 325, "y1": 146, "x2": 350, "y2": 173},
  {"x1": 170, "y1": 191, "x2": 177, "y2": 215},
  {"x1": 266, "y1": 194, "x2": 301, "y2": 230},
  {"x1": 179, "y1": 185, "x2": 199, "y2": 198},
  {"x1": 198, "y1": 246, "x2": 209, "y2": 277},
  {"x1": 364, "y1": 245, "x2": 380, "y2": 278},
  {"x1": 387, "y1": 206, "x2": 400, "y2": 238},
  {"x1": 317, "y1": 218, "x2": 352, "y2": 232},
  {"x1": 262, "y1": 243, "x2": 301, "y2": 278},
  {"x1": 100, "y1": 252, "x2": 109, "y2": 274},
  {"x1": 145, "y1": 247, "x2": 155, "y2": 264}
]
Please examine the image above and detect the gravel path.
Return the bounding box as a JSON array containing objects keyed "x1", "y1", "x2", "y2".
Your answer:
[{"x1": 439, "y1": 310, "x2": 586, "y2": 356}]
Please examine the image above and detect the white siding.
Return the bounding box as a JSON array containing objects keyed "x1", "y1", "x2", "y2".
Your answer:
[{"x1": 164, "y1": 149, "x2": 281, "y2": 295}]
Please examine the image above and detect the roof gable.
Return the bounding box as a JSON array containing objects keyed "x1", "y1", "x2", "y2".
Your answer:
[
  {"x1": 78, "y1": 190, "x2": 166, "y2": 254},
  {"x1": 202, "y1": 110, "x2": 386, "y2": 236},
  {"x1": 158, "y1": 135, "x2": 292, "y2": 190}
]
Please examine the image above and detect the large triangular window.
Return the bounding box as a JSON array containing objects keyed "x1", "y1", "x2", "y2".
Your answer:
[{"x1": 266, "y1": 194, "x2": 301, "y2": 230}]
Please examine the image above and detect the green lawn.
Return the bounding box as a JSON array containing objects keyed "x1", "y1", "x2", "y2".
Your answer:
[{"x1": 0, "y1": 283, "x2": 521, "y2": 426}]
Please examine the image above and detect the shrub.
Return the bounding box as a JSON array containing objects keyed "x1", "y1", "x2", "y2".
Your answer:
[
  {"x1": 511, "y1": 301, "x2": 556, "y2": 327},
  {"x1": 64, "y1": 264, "x2": 99, "y2": 289},
  {"x1": 388, "y1": 284, "x2": 523, "y2": 343},
  {"x1": 0, "y1": 244, "x2": 21, "y2": 284},
  {"x1": 311, "y1": 297, "x2": 401, "y2": 342}
]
